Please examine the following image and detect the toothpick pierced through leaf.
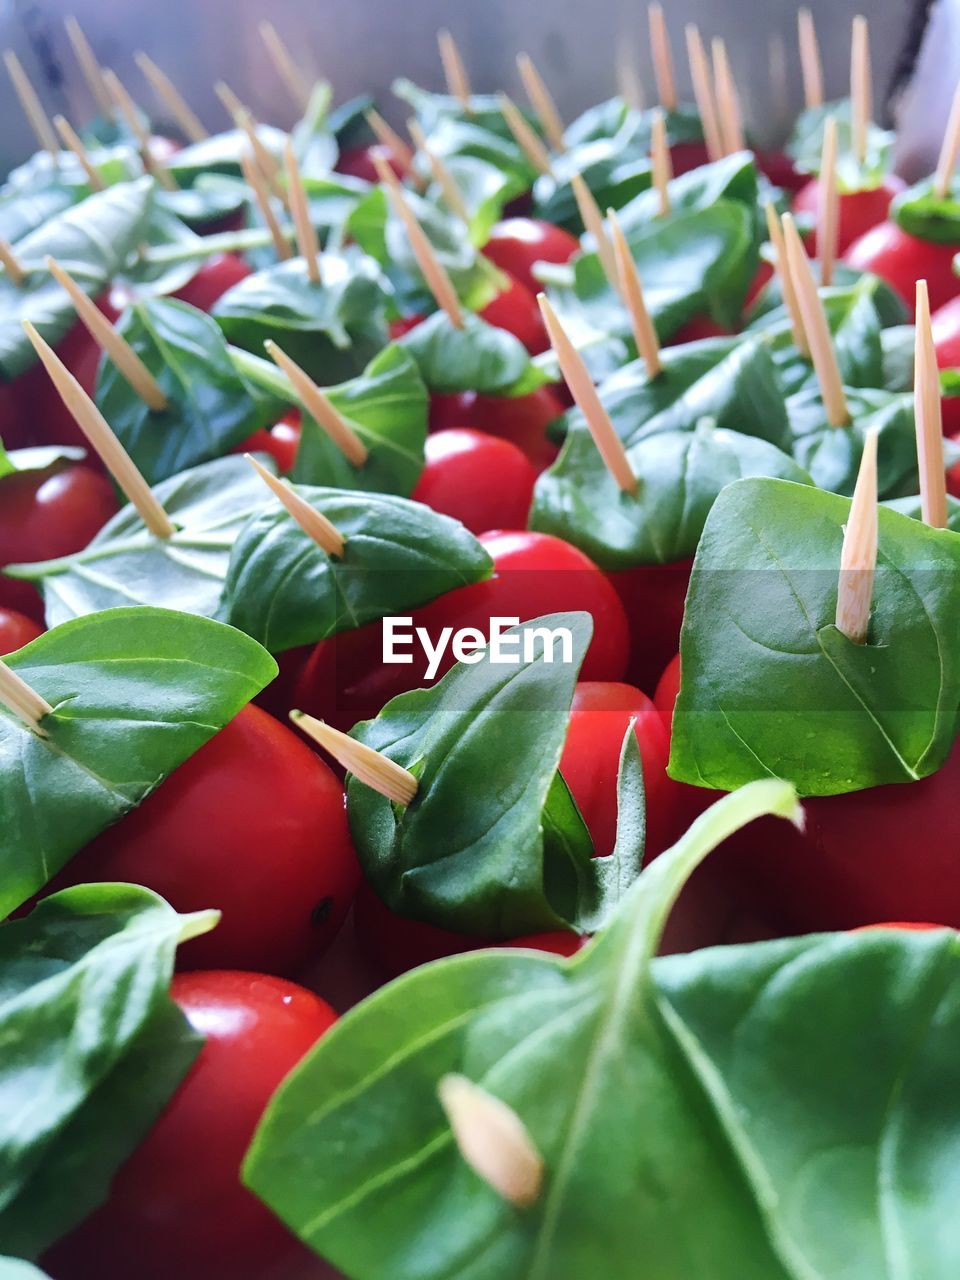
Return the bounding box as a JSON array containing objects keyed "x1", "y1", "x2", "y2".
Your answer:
[
  {"x1": 289, "y1": 710, "x2": 418, "y2": 804},
  {"x1": 835, "y1": 426, "x2": 878, "y2": 644},
  {"x1": 437, "y1": 1074, "x2": 544, "y2": 1210},
  {"x1": 407, "y1": 118, "x2": 468, "y2": 222},
  {"x1": 650, "y1": 108, "x2": 673, "y2": 216},
  {"x1": 782, "y1": 212, "x2": 849, "y2": 426},
  {"x1": 53, "y1": 115, "x2": 104, "y2": 189},
  {"x1": 246, "y1": 454, "x2": 344, "y2": 557},
  {"x1": 914, "y1": 280, "x2": 949, "y2": 529},
  {"x1": 498, "y1": 93, "x2": 553, "y2": 176},
  {"x1": 264, "y1": 339, "x2": 368, "y2": 467},
  {"x1": 0, "y1": 657, "x2": 53, "y2": 734},
  {"x1": 608, "y1": 209, "x2": 661, "y2": 376},
  {"x1": 283, "y1": 138, "x2": 321, "y2": 284}
]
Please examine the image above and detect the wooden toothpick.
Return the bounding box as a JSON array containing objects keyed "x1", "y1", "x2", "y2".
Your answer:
[
  {"x1": 283, "y1": 138, "x2": 321, "y2": 284},
  {"x1": 782, "y1": 213, "x2": 849, "y2": 426},
  {"x1": 437, "y1": 30, "x2": 472, "y2": 110},
  {"x1": 407, "y1": 118, "x2": 469, "y2": 222},
  {"x1": 615, "y1": 45, "x2": 645, "y2": 112},
  {"x1": 264, "y1": 340, "x2": 368, "y2": 467},
  {"x1": 0, "y1": 240, "x2": 26, "y2": 287},
  {"x1": 53, "y1": 115, "x2": 104, "y2": 190},
  {"x1": 235, "y1": 108, "x2": 284, "y2": 200},
  {"x1": 685, "y1": 25, "x2": 723, "y2": 164},
  {"x1": 259, "y1": 20, "x2": 311, "y2": 112},
  {"x1": 797, "y1": 8, "x2": 824, "y2": 111},
  {"x1": 850, "y1": 15, "x2": 871, "y2": 167},
  {"x1": 608, "y1": 209, "x2": 661, "y2": 377},
  {"x1": 240, "y1": 151, "x2": 291, "y2": 261},
  {"x1": 246, "y1": 454, "x2": 344, "y2": 557},
  {"x1": 365, "y1": 109, "x2": 416, "y2": 173},
  {"x1": 538, "y1": 293, "x2": 637, "y2": 492},
  {"x1": 933, "y1": 82, "x2": 960, "y2": 201},
  {"x1": 438, "y1": 1075, "x2": 544, "y2": 1210},
  {"x1": 648, "y1": 4, "x2": 677, "y2": 112},
  {"x1": 0, "y1": 657, "x2": 53, "y2": 734},
  {"x1": 46, "y1": 256, "x2": 168, "y2": 411},
  {"x1": 835, "y1": 426, "x2": 878, "y2": 644},
  {"x1": 819, "y1": 115, "x2": 839, "y2": 287},
  {"x1": 289, "y1": 710, "x2": 418, "y2": 804},
  {"x1": 571, "y1": 174, "x2": 618, "y2": 288},
  {"x1": 4, "y1": 50, "x2": 58, "y2": 157},
  {"x1": 215, "y1": 79, "x2": 246, "y2": 123},
  {"x1": 64, "y1": 16, "x2": 113, "y2": 119},
  {"x1": 103, "y1": 68, "x2": 178, "y2": 191},
  {"x1": 764, "y1": 201, "x2": 807, "y2": 355},
  {"x1": 135, "y1": 52, "x2": 208, "y2": 144},
  {"x1": 23, "y1": 321, "x2": 175, "y2": 538},
  {"x1": 650, "y1": 108, "x2": 673, "y2": 216},
  {"x1": 372, "y1": 151, "x2": 464, "y2": 328},
  {"x1": 711, "y1": 37, "x2": 744, "y2": 155},
  {"x1": 517, "y1": 53, "x2": 565, "y2": 152},
  {"x1": 914, "y1": 280, "x2": 949, "y2": 529},
  {"x1": 498, "y1": 93, "x2": 553, "y2": 176}
]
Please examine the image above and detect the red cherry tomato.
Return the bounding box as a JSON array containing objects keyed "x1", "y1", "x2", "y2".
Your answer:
[
  {"x1": 0, "y1": 460, "x2": 118, "y2": 620},
  {"x1": 755, "y1": 149, "x2": 807, "y2": 195},
  {"x1": 336, "y1": 142, "x2": 408, "y2": 183},
  {"x1": 388, "y1": 313, "x2": 425, "y2": 340},
  {"x1": 560, "y1": 681, "x2": 677, "y2": 858},
  {"x1": 606, "y1": 559, "x2": 692, "y2": 694},
  {"x1": 294, "y1": 529, "x2": 630, "y2": 730},
  {"x1": 845, "y1": 220, "x2": 960, "y2": 316},
  {"x1": 43, "y1": 971, "x2": 337, "y2": 1280},
  {"x1": 795, "y1": 174, "x2": 906, "y2": 256},
  {"x1": 0, "y1": 606, "x2": 43, "y2": 653},
  {"x1": 412, "y1": 428, "x2": 536, "y2": 533},
  {"x1": 0, "y1": 379, "x2": 30, "y2": 448},
  {"x1": 429, "y1": 384, "x2": 565, "y2": 471},
  {"x1": 669, "y1": 141, "x2": 712, "y2": 175},
  {"x1": 23, "y1": 307, "x2": 113, "y2": 449},
  {"x1": 478, "y1": 274, "x2": 549, "y2": 353},
  {"x1": 482, "y1": 218, "x2": 580, "y2": 294},
  {"x1": 47, "y1": 704, "x2": 360, "y2": 975},
  {"x1": 744, "y1": 261, "x2": 775, "y2": 313},
  {"x1": 931, "y1": 297, "x2": 960, "y2": 437},
  {"x1": 666, "y1": 315, "x2": 730, "y2": 345},
  {"x1": 653, "y1": 652, "x2": 682, "y2": 730},
  {"x1": 502, "y1": 932, "x2": 587, "y2": 955},
  {"x1": 234, "y1": 412, "x2": 302, "y2": 474},
  {"x1": 173, "y1": 253, "x2": 252, "y2": 313},
  {"x1": 948, "y1": 445, "x2": 960, "y2": 499}
]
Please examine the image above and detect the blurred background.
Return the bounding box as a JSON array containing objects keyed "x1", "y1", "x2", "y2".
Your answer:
[{"x1": 0, "y1": 0, "x2": 946, "y2": 172}]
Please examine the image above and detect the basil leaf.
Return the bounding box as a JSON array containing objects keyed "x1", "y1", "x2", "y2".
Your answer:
[
  {"x1": 156, "y1": 178, "x2": 248, "y2": 231},
  {"x1": 398, "y1": 311, "x2": 550, "y2": 396},
  {"x1": 0, "y1": 884, "x2": 214, "y2": 1257},
  {"x1": 787, "y1": 99, "x2": 894, "y2": 191},
  {"x1": 0, "y1": 607, "x2": 274, "y2": 911},
  {"x1": 381, "y1": 190, "x2": 501, "y2": 314},
  {"x1": 97, "y1": 298, "x2": 275, "y2": 484},
  {"x1": 329, "y1": 95, "x2": 375, "y2": 149},
  {"x1": 112, "y1": 203, "x2": 206, "y2": 301},
  {"x1": 881, "y1": 325, "x2": 916, "y2": 392},
  {"x1": 747, "y1": 262, "x2": 907, "y2": 330},
  {"x1": 219, "y1": 487, "x2": 493, "y2": 653},
  {"x1": 213, "y1": 251, "x2": 389, "y2": 383},
  {"x1": 168, "y1": 126, "x2": 287, "y2": 184},
  {"x1": 291, "y1": 83, "x2": 337, "y2": 179},
  {"x1": 0, "y1": 445, "x2": 86, "y2": 479},
  {"x1": 348, "y1": 612, "x2": 646, "y2": 936},
  {"x1": 0, "y1": 184, "x2": 77, "y2": 246},
  {"x1": 885, "y1": 493, "x2": 960, "y2": 530},
  {"x1": 8, "y1": 455, "x2": 271, "y2": 626},
  {"x1": 393, "y1": 79, "x2": 524, "y2": 144},
  {"x1": 428, "y1": 154, "x2": 525, "y2": 246},
  {"x1": 0, "y1": 1259, "x2": 50, "y2": 1278},
  {"x1": 0, "y1": 178, "x2": 153, "y2": 381},
  {"x1": 892, "y1": 174, "x2": 960, "y2": 244},
  {"x1": 615, "y1": 150, "x2": 760, "y2": 236},
  {"x1": 670, "y1": 476, "x2": 960, "y2": 794}
]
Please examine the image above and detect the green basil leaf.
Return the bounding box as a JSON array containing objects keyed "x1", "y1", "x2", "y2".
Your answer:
[
  {"x1": 0, "y1": 184, "x2": 78, "y2": 246},
  {"x1": 891, "y1": 174, "x2": 960, "y2": 243},
  {"x1": 112, "y1": 203, "x2": 207, "y2": 301},
  {"x1": 787, "y1": 99, "x2": 894, "y2": 191},
  {"x1": 0, "y1": 1258, "x2": 50, "y2": 1278},
  {"x1": 885, "y1": 493, "x2": 960, "y2": 530},
  {"x1": 291, "y1": 83, "x2": 337, "y2": 179},
  {"x1": 219, "y1": 487, "x2": 493, "y2": 653},
  {"x1": 0, "y1": 884, "x2": 215, "y2": 1257},
  {"x1": 329, "y1": 95, "x2": 375, "y2": 149},
  {"x1": 213, "y1": 250, "x2": 389, "y2": 382},
  {"x1": 347, "y1": 612, "x2": 644, "y2": 937},
  {"x1": 168, "y1": 126, "x2": 287, "y2": 184},
  {"x1": 881, "y1": 325, "x2": 916, "y2": 392},
  {"x1": 615, "y1": 150, "x2": 760, "y2": 236},
  {"x1": 747, "y1": 262, "x2": 907, "y2": 330},
  {"x1": 426, "y1": 154, "x2": 525, "y2": 246},
  {"x1": 156, "y1": 178, "x2": 248, "y2": 231},
  {"x1": 394, "y1": 79, "x2": 525, "y2": 145},
  {"x1": 0, "y1": 445, "x2": 86, "y2": 480},
  {"x1": 381, "y1": 190, "x2": 501, "y2": 314},
  {"x1": 0, "y1": 607, "x2": 274, "y2": 911},
  {"x1": 670, "y1": 476, "x2": 960, "y2": 794},
  {"x1": 424, "y1": 118, "x2": 534, "y2": 193},
  {"x1": 398, "y1": 310, "x2": 550, "y2": 396},
  {"x1": 0, "y1": 178, "x2": 154, "y2": 381},
  {"x1": 7, "y1": 455, "x2": 271, "y2": 626}
]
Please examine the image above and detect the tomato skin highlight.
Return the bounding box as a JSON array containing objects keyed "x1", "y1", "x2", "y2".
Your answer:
[
  {"x1": 429, "y1": 384, "x2": 565, "y2": 471},
  {"x1": 46, "y1": 704, "x2": 360, "y2": 975},
  {"x1": 412, "y1": 428, "x2": 537, "y2": 533},
  {"x1": 482, "y1": 218, "x2": 581, "y2": 294},
  {"x1": 930, "y1": 297, "x2": 960, "y2": 435},
  {"x1": 234, "y1": 413, "x2": 302, "y2": 474},
  {"x1": 794, "y1": 174, "x2": 906, "y2": 255},
  {"x1": 0, "y1": 606, "x2": 43, "y2": 653},
  {"x1": 477, "y1": 274, "x2": 549, "y2": 353},
  {"x1": 43, "y1": 971, "x2": 338, "y2": 1280},
  {"x1": 0, "y1": 460, "x2": 118, "y2": 620},
  {"x1": 606, "y1": 559, "x2": 693, "y2": 694},
  {"x1": 844, "y1": 220, "x2": 960, "y2": 315}
]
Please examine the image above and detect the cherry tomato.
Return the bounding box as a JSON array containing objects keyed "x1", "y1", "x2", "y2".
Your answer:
[
  {"x1": 669, "y1": 141, "x2": 712, "y2": 175},
  {"x1": 0, "y1": 606, "x2": 42, "y2": 653},
  {"x1": 482, "y1": 218, "x2": 580, "y2": 294},
  {"x1": 744, "y1": 261, "x2": 775, "y2": 313},
  {"x1": 930, "y1": 296, "x2": 960, "y2": 436},
  {"x1": 46, "y1": 704, "x2": 360, "y2": 975},
  {"x1": 560, "y1": 681, "x2": 677, "y2": 858},
  {"x1": 23, "y1": 309, "x2": 112, "y2": 449},
  {"x1": 0, "y1": 460, "x2": 118, "y2": 620},
  {"x1": 502, "y1": 932, "x2": 587, "y2": 955},
  {"x1": 43, "y1": 971, "x2": 338, "y2": 1280},
  {"x1": 795, "y1": 174, "x2": 906, "y2": 256},
  {"x1": 234, "y1": 412, "x2": 302, "y2": 474},
  {"x1": 755, "y1": 149, "x2": 806, "y2": 195},
  {"x1": 666, "y1": 315, "x2": 730, "y2": 346},
  {"x1": 388, "y1": 313, "x2": 425, "y2": 340},
  {"x1": 478, "y1": 274, "x2": 549, "y2": 353},
  {"x1": 0, "y1": 380, "x2": 30, "y2": 448},
  {"x1": 429, "y1": 384, "x2": 565, "y2": 471},
  {"x1": 948, "y1": 446, "x2": 960, "y2": 499},
  {"x1": 294, "y1": 529, "x2": 630, "y2": 730},
  {"x1": 853, "y1": 922, "x2": 948, "y2": 932},
  {"x1": 411, "y1": 428, "x2": 536, "y2": 533},
  {"x1": 606, "y1": 558, "x2": 692, "y2": 693},
  {"x1": 336, "y1": 143, "x2": 408, "y2": 183},
  {"x1": 845, "y1": 220, "x2": 960, "y2": 316},
  {"x1": 173, "y1": 252, "x2": 252, "y2": 313},
  {"x1": 653, "y1": 652, "x2": 682, "y2": 730}
]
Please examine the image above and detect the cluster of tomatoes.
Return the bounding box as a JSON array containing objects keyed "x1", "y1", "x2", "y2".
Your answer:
[{"x1": 4, "y1": 117, "x2": 960, "y2": 1280}]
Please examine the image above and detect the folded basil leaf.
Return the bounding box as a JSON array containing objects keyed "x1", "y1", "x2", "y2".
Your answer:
[
  {"x1": 398, "y1": 310, "x2": 550, "y2": 396},
  {"x1": 0, "y1": 178, "x2": 154, "y2": 381},
  {"x1": 747, "y1": 262, "x2": 907, "y2": 330},
  {"x1": 0, "y1": 884, "x2": 214, "y2": 1257},
  {"x1": 786, "y1": 387, "x2": 922, "y2": 498},
  {"x1": 112, "y1": 203, "x2": 207, "y2": 301},
  {"x1": 0, "y1": 183, "x2": 77, "y2": 247},
  {"x1": 220, "y1": 487, "x2": 493, "y2": 653},
  {"x1": 892, "y1": 175, "x2": 960, "y2": 244},
  {"x1": 328, "y1": 94, "x2": 375, "y2": 149},
  {"x1": 213, "y1": 250, "x2": 389, "y2": 383},
  {"x1": 425, "y1": 154, "x2": 525, "y2": 246},
  {"x1": 787, "y1": 99, "x2": 894, "y2": 191},
  {"x1": 0, "y1": 607, "x2": 274, "y2": 912},
  {"x1": 381, "y1": 189, "x2": 501, "y2": 314},
  {"x1": 348, "y1": 612, "x2": 646, "y2": 937},
  {"x1": 168, "y1": 125, "x2": 287, "y2": 184},
  {"x1": 96, "y1": 298, "x2": 273, "y2": 485},
  {"x1": 615, "y1": 150, "x2": 760, "y2": 237},
  {"x1": 7, "y1": 455, "x2": 271, "y2": 626},
  {"x1": 671, "y1": 477, "x2": 960, "y2": 794}
]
